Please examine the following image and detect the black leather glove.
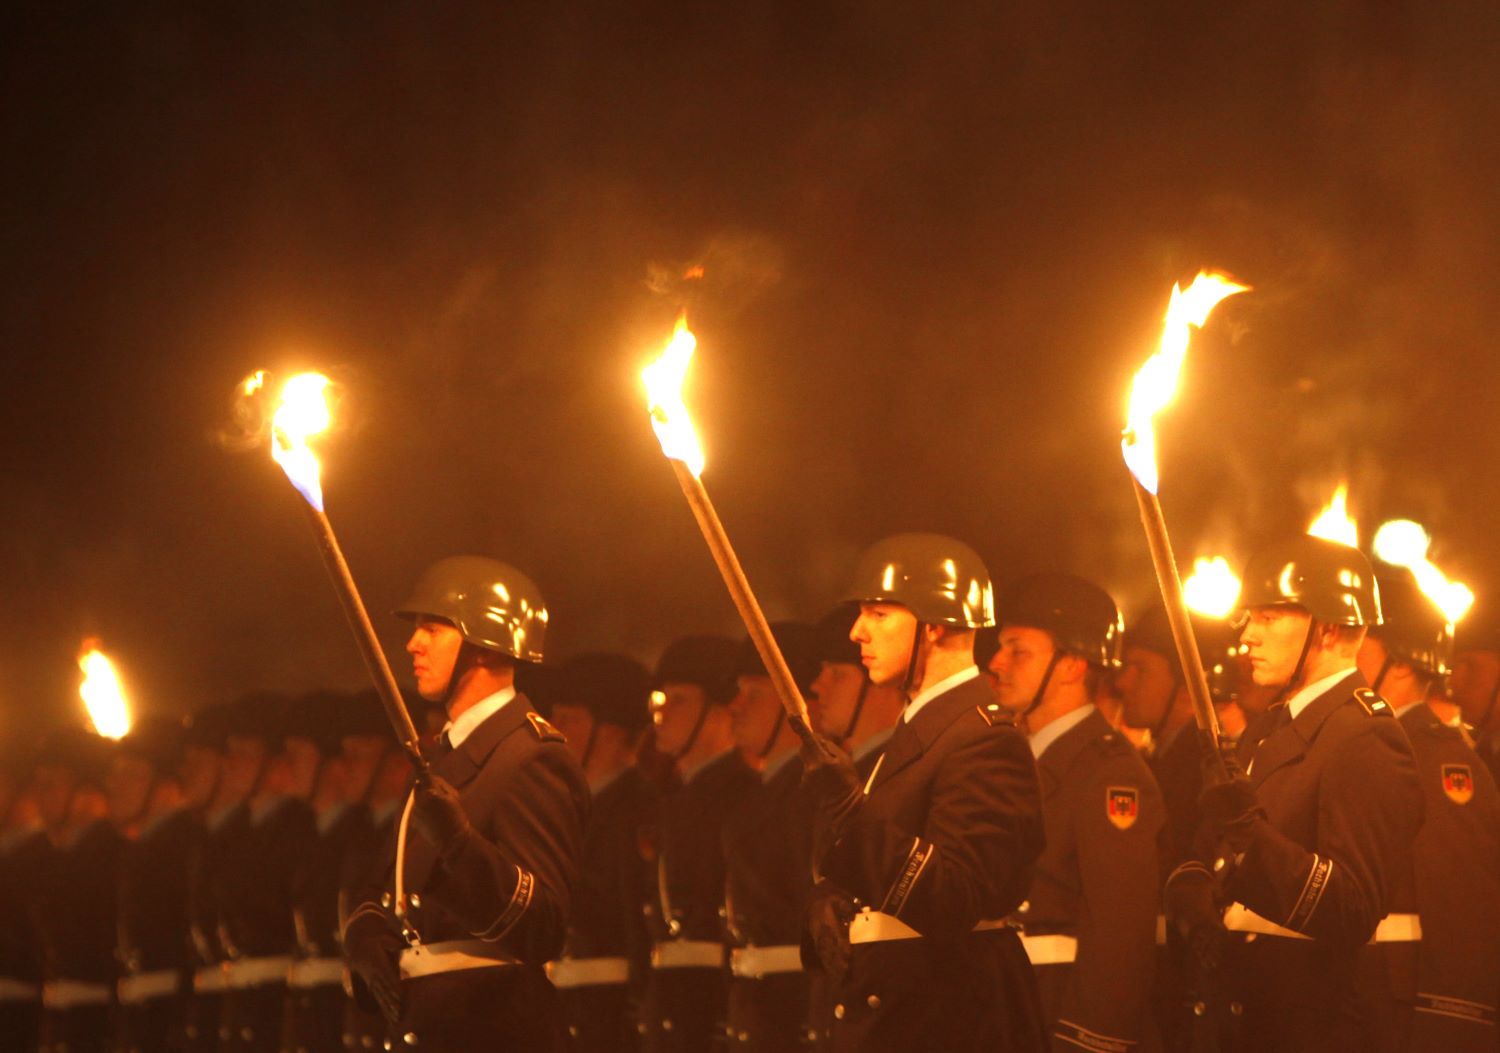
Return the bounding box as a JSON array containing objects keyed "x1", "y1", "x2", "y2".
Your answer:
[
  {"x1": 800, "y1": 733, "x2": 864, "y2": 849},
  {"x1": 1198, "y1": 772, "x2": 1263, "y2": 854},
  {"x1": 409, "y1": 772, "x2": 472, "y2": 855},
  {"x1": 1163, "y1": 862, "x2": 1226, "y2": 972},
  {"x1": 343, "y1": 910, "x2": 404, "y2": 1025},
  {"x1": 804, "y1": 881, "x2": 856, "y2": 983}
]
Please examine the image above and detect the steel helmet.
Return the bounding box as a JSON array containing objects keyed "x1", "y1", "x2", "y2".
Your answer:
[
  {"x1": 844, "y1": 533, "x2": 995, "y2": 628},
  {"x1": 1238, "y1": 535, "x2": 1382, "y2": 627},
  {"x1": 558, "y1": 652, "x2": 653, "y2": 735},
  {"x1": 652, "y1": 635, "x2": 740, "y2": 706},
  {"x1": 1001, "y1": 573, "x2": 1124, "y2": 669},
  {"x1": 1124, "y1": 606, "x2": 1243, "y2": 704},
  {"x1": 396, "y1": 556, "x2": 548, "y2": 662},
  {"x1": 1369, "y1": 566, "x2": 1453, "y2": 678},
  {"x1": 732, "y1": 621, "x2": 822, "y2": 698}
]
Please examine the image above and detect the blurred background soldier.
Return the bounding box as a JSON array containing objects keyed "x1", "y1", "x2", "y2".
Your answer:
[
  {"x1": 987, "y1": 573, "x2": 1163, "y2": 1053},
  {"x1": 283, "y1": 692, "x2": 370, "y2": 1053},
  {"x1": 722, "y1": 622, "x2": 821, "y2": 1051},
  {"x1": 184, "y1": 699, "x2": 248, "y2": 1052},
  {"x1": 639, "y1": 633, "x2": 753, "y2": 1053},
  {"x1": 1167, "y1": 535, "x2": 1424, "y2": 1053},
  {"x1": 0, "y1": 743, "x2": 45, "y2": 1051},
  {"x1": 29, "y1": 725, "x2": 119, "y2": 1053},
  {"x1": 546, "y1": 652, "x2": 656, "y2": 1053},
  {"x1": 801, "y1": 533, "x2": 1045, "y2": 1053},
  {"x1": 1447, "y1": 601, "x2": 1500, "y2": 781},
  {"x1": 111, "y1": 714, "x2": 200, "y2": 1053},
  {"x1": 216, "y1": 693, "x2": 318, "y2": 1053},
  {"x1": 337, "y1": 691, "x2": 415, "y2": 1053},
  {"x1": 1356, "y1": 567, "x2": 1500, "y2": 1052},
  {"x1": 342, "y1": 556, "x2": 588, "y2": 1051},
  {"x1": 809, "y1": 605, "x2": 903, "y2": 778}
]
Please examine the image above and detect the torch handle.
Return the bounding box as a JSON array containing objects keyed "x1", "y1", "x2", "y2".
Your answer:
[
  {"x1": 669, "y1": 459, "x2": 815, "y2": 741},
  {"x1": 302, "y1": 505, "x2": 430, "y2": 776},
  {"x1": 1129, "y1": 477, "x2": 1228, "y2": 779}
]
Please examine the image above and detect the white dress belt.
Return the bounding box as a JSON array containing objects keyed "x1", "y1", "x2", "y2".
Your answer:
[
  {"x1": 1223, "y1": 903, "x2": 1422, "y2": 943},
  {"x1": 545, "y1": 956, "x2": 630, "y2": 988},
  {"x1": 224, "y1": 955, "x2": 294, "y2": 990},
  {"x1": 730, "y1": 944, "x2": 803, "y2": 978},
  {"x1": 192, "y1": 965, "x2": 229, "y2": 994},
  {"x1": 41, "y1": 979, "x2": 112, "y2": 1010},
  {"x1": 398, "y1": 939, "x2": 520, "y2": 981},
  {"x1": 117, "y1": 969, "x2": 182, "y2": 1005},
  {"x1": 848, "y1": 910, "x2": 1014, "y2": 945},
  {"x1": 0, "y1": 977, "x2": 39, "y2": 1003},
  {"x1": 287, "y1": 957, "x2": 346, "y2": 989},
  {"x1": 650, "y1": 940, "x2": 726, "y2": 970},
  {"x1": 1020, "y1": 934, "x2": 1079, "y2": 965}
]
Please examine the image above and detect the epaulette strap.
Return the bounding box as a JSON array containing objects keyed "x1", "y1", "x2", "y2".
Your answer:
[
  {"x1": 1353, "y1": 688, "x2": 1393, "y2": 718},
  {"x1": 527, "y1": 712, "x2": 566, "y2": 742},
  {"x1": 976, "y1": 703, "x2": 1006, "y2": 727}
]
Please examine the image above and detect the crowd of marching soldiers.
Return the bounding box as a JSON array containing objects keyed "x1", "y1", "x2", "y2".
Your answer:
[{"x1": 1, "y1": 531, "x2": 1499, "y2": 1053}]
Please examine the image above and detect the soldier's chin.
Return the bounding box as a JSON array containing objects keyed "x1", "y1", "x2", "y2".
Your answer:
[{"x1": 1248, "y1": 665, "x2": 1285, "y2": 687}]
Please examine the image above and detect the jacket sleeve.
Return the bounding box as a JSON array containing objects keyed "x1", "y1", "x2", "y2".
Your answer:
[
  {"x1": 1054, "y1": 755, "x2": 1163, "y2": 1052},
  {"x1": 823, "y1": 722, "x2": 1043, "y2": 940},
  {"x1": 1227, "y1": 720, "x2": 1422, "y2": 945},
  {"x1": 424, "y1": 747, "x2": 588, "y2": 964}
]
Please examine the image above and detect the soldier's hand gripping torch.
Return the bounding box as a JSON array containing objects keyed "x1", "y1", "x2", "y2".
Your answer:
[{"x1": 1120, "y1": 274, "x2": 1248, "y2": 783}]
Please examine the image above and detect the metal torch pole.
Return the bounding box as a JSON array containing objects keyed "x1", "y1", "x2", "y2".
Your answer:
[
  {"x1": 297, "y1": 502, "x2": 430, "y2": 776},
  {"x1": 1127, "y1": 474, "x2": 1228, "y2": 779},
  {"x1": 667, "y1": 458, "x2": 815, "y2": 741}
]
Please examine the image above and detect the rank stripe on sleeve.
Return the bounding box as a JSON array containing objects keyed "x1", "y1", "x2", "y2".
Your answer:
[
  {"x1": 880, "y1": 837, "x2": 934, "y2": 917},
  {"x1": 1284, "y1": 853, "x2": 1333, "y2": 932},
  {"x1": 1055, "y1": 1018, "x2": 1136, "y2": 1052},
  {"x1": 477, "y1": 866, "x2": 534, "y2": 941}
]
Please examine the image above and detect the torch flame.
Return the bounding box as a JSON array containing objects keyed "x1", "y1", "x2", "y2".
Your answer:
[
  {"x1": 270, "y1": 372, "x2": 333, "y2": 511},
  {"x1": 1122, "y1": 273, "x2": 1249, "y2": 494},
  {"x1": 78, "y1": 640, "x2": 131, "y2": 740},
  {"x1": 1373, "y1": 519, "x2": 1475, "y2": 623},
  {"x1": 641, "y1": 313, "x2": 706, "y2": 478},
  {"x1": 1307, "y1": 484, "x2": 1359, "y2": 548},
  {"x1": 1182, "y1": 556, "x2": 1243, "y2": 619}
]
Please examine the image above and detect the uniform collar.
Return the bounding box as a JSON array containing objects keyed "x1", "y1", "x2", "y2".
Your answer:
[
  {"x1": 443, "y1": 685, "x2": 517, "y2": 749},
  {"x1": 1393, "y1": 700, "x2": 1426, "y2": 720},
  {"x1": 1285, "y1": 665, "x2": 1357, "y2": 720},
  {"x1": 681, "y1": 745, "x2": 737, "y2": 786},
  {"x1": 852, "y1": 725, "x2": 894, "y2": 764},
  {"x1": 1029, "y1": 704, "x2": 1095, "y2": 759},
  {"x1": 761, "y1": 745, "x2": 799, "y2": 784},
  {"x1": 904, "y1": 665, "x2": 980, "y2": 723}
]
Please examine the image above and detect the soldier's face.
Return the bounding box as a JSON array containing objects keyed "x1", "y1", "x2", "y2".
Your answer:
[
  {"x1": 32, "y1": 765, "x2": 74, "y2": 830},
  {"x1": 221, "y1": 735, "x2": 267, "y2": 802},
  {"x1": 1117, "y1": 646, "x2": 1175, "y2": 729},
  {"x1": 652, "y1": 683, "x2": 708, "y2": 755},
  {"x1": 850, "y1": 604, "x2": 918, "y2": 687},
  {"x1": 1450, "y1": 650, "x2": 1500, "y2": 724},
  {"x1": 105, "y1": 755, "x2": 154, "y2": 827},
  {"x1": 179, "y1": 745, "x2": 220, "y2": 811},
  {"x1": 988, "y1": 626, "x2": 1057, "y2": 712},
  {"x1": 1239, "y1": 607, "x2": 1312, "y2": 686},
  {"x1": 729, "y1": 675, "x2": 782, "y2": 754},
  {"x1": 550, "y1": 704, "x2": 595, "y2": 765},
  {"x1": 809, "y1": 661, "x2": 864, "y2": 738},
  {"x1": 406, "y1": 617, "x2": 464, "y2": 701}
]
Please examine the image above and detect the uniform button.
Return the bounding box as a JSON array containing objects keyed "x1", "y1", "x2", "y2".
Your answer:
[
  {"x1": 1192, "y1": 1002, "x2": 1206, "y2": 1017},
  {"x1": 867, "y1": 995, "x2": 881, "y2": 1009},
  {"x1": 738, "y1": 1031, "x2": 750, "y2": 1042},
  {"x1": 1017, "y1": 900, "x2": 1030, "y2": 913},
  {"x1": 383, "y1": 1041, "x2": 393, "y2": 1051},
  {"x1": 343, "y1": 1036, "x2": 355, "y2": 1048},
  {"x1": 219, "y1": 1028, "x2": 232, "y2": 1041},
  {"x1": 361, "y1": 1039, "x2": 375, "y2": 1049},
  {"x1": 568, "y1": 1026, "x2": 578, "y2": 1037},
  {"x1": 381, "y1": 893, "x2": 393, "y2": 908},
  {"x1": 636, "y1": 1023, "x2": 648, "y2": 1035},
  {"x1": 242, "y1": 1027, "x2": 255, "y2": 1040},
  {"x1": 409, "y1": 894, "x2": 421, "y2": 909},
  {"x1": 1230, "y1": 1002, "x2": 1244, "y2": 1016},
  {"x1": 833, "y1": 1004, "x2": 845, "y2": 1020},
  {"x1": 403, "y1": 1033, "x2": 419, "y2": 1046},
  {"x1": 662, "y1": 1018, "x2": 674, "y2": 1032}
]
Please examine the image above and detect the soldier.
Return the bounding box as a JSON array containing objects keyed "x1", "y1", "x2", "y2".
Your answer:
[
  {"x1": 722, "y1": 623, "x2": 822, "y2": 1051},
  {"x1": 1355, "y1": 567, "x2": 1500, "y2": 1052},
  {"x1": 1447, "y1": 603, "x2": 1500, "y2": 782},
  {"x1": 808, "y1": 605, "x2": 904, "y2": 779},
  {"x1": 799, "y1": 533, "x2": 1046, "y2": 1053},
  {"x1": 1166, "y1": 534, "x2": 1425, "y2": 1053},
  {"x1": 341, "y1": 556, "x2": 588, "y2": 1051},
  {"x1": 639, "y1": 634, "x2": 756, "y2": 1053},
  {"x1": 0, "y1": 745, "x2": 45, "y2": 1051},
  {"x1": 215, "y1": 694, "x2": 319, "y2": 1053},
  {"x1": 546, "y1": 652, "x2": 657, "y2": 1053},
  {"x1": 111, "y1": 715, "x2": 202, "y2": 1053},
  {"x1": 985, "y1": 573, "x2": 1164, "y2": 1052},
  {"x1": 29, "y1": 726, "x2": 120, "y2": 1053},
  {"x1": 283, "y1": 693, "x2": 372, "y2": 1053}
]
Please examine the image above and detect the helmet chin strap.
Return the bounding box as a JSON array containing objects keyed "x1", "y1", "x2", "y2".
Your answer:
[
  {"x1": 757, "y1": 708, "x2": 787, "y2": 760},
  {"x1": 1272, "y1": 621, "x2": 1322, "y2": 707},
  {"x1": 901, "y1": 623, "x2": 929, "y2": 702},
  {"x1": 580, "y1": 721, "x2": 600, "y2": 771},
  {"x1": 671, "y1": 696, "x2": 714, "y2": 761},
  {"x1": 1022, "y1": 651, "x2": 1064, "y2": 726},
  {"x1": 1370, "y1": 655, "x2": 1393, "y2": 697}
]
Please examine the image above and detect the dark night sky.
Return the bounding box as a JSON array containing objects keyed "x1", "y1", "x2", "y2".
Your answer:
[{"x1": 3, "y1": 1, "x2": 1498, "y2": 737}]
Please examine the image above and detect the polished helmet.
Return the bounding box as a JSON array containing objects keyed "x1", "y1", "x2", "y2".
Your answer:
[
  {"x1": 732, "y1": 621, "x2": 822, "y2": 697},
  {"x1": 653, "y1": 635, "x2": 739, "y2": 706},
  {"x1": 844, "y1": 533, "x2": 994, "y2": 628},
  {"x1": 1001, "y1": 573, "x2": 1124, "y2": 669},
  {"x1": 1238, "y1": 535, "x2": 1381, "y2": 627},
  {"x1": 1124, "y1": 606, "x2": 1242, "y2": 704},
  {"x1": 1369, "y1": 566, "x2": 1453, "y2": 678},
  {"x1": 396, "y1": 556, "x2": 548, "y2": 662},
  {"x1": 814, "y1": 604, "x2": 863, "y2": 667},
  {"x1": 115, "y1": 715, "x2": 188, "y2": 774},
  {"x1": 558, "y1": 652, "x2": 653, "y2": 734}
]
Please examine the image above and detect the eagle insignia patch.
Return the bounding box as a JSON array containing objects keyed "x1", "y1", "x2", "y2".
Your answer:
[
  {"x1": 1442, "y1": 764, "x2": 1474, "y2": 805},
  {"x1": 1106, "y1": 786, "x2": 1139, "y2": 830}
]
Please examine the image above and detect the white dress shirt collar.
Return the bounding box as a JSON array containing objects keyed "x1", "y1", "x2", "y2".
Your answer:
[
  {"x1": 1284, "y1": 666, "x2": 1357, "y2": 720},
  {"x1": 904, "y1": 666, "x2": 980, "y2": 724},
  {"x1": 1028, "y1": 704, "x2": 1095, "y2": 759},
  {"x1": 443, "y1": 685, "x2": 517, "y2": 749}
]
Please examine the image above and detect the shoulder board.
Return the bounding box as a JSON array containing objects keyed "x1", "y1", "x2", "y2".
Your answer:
[
  {"x1": 526, "y1": 712, "x2": 566, "y2": 742},
  {"x1": 976, "y1": 703, "x2": 1010, "y2": 727},
  {"x1": 1353, "y1": 688, "x2": 1394, "y2": 718}
]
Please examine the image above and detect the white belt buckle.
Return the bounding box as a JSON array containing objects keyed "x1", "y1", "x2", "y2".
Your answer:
[
  {"x1": 545, "y1": 956, "x2": 630, "y2": 989},
  {"x1": 729, "y1": 945, "x2": 803, "y2": 978}
]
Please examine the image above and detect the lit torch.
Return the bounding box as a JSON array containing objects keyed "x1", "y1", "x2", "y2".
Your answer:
[
  {"x1": 250, "y1": 371, "x2": 428, "y2": 774},
  {"x1": 1121, "y1": 273, "x2": 1249, "y2": 764},
  {"x1": 1373, "y1": 519, "x2": 1474, "y2": 624},
  {"x1": 641, "y1": 314, "x2": 813, "y2": 738},
  {"x1": 78, "y1": 639, "x2": 131, "y2": 740},
  {"x1": 1308, "y1": 484, "x2": 1359, "y2": 547},
  {"x1": 1182, "y1": 556, "x2": 1243, "y2": 620}
]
